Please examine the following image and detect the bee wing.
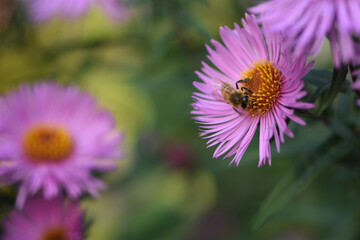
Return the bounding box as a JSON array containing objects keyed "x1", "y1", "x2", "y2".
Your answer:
[
  {"x1": 210, "y1": 78, "x2": 234, "y2": 102},
  {"x1": 211, "y1": 78, "x2": 234, "y2": 93},
  {"x1": 211, "y1": 78, "x2": 224, "y2": 91},
  {"x1": 211, "y1": 90, "x2": 225, "y2": 102},
  {"x1": 211, "y1": 78, "x2": 226, "y2": 102}
]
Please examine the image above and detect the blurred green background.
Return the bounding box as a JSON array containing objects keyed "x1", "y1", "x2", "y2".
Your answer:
[{"x1": 0, "y1": 0, "x2": 359, "y2": 239}]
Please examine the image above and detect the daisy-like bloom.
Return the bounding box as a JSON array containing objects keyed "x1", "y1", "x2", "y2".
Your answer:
[
  {"x1": 21, "y1": 0, "x2": 130, "y2": 23},
  {"x1": 0, "y1": 82, "x2": 123, "y2": 207},
  {"x1": 249, "y1": 0, "x2": 360, "y2": 68},
  {"x1": 191, "y1": 14, "x2": 314, "y2": 167},
  {"x1": 3, "y1": 195, "x2": 84, "y2": 240}
]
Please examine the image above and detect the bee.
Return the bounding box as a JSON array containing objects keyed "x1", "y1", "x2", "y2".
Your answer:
[{"x1": 212, "y1": 78, "x2": 253, "y2": 113}]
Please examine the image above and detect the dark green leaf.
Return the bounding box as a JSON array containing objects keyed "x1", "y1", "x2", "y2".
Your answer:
[
  {"x1": 303, "y1": 69, "x2": 349, "y2": 102},
  {"x1": 336, "y1": 92, "x2": 351, "y2": 118},
  {"x1": 303, "y1": 69, "x2": 332, "y2": 88},
  {"x1": 326, "y1": 211, "x2": 360, "y2": 240},
  {"x1": 327, "y1": 118, "x2": 360, "y2": 151},
  {"x1": 252, "y1": 140, "x2": 352, "y2": 230},
  {"x1": 306, "y1": 82, "x2": 331, "y2": 102},
  {"x1": 317, "y1": 66, "x2": 349, "y2": 114}
]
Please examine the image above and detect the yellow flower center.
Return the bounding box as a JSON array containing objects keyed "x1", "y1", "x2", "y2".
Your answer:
[
  {"x1": 41, "y1": 227, "x2": 69, "y2": 240},
  {"x1": 23, "y1": 125, "x2": 73, "y2": 164},
  {"x1": 241, "y1": 59, "x2": 284, "y2": 117}
]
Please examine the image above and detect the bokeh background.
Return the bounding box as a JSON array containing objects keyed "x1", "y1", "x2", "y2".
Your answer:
[{"x1": 0, "y1": 0, "x2": 359, "y2": 239}]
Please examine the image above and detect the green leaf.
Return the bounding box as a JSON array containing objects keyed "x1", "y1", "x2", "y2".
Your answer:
[
  {"x1": 303, "y1": 69, "x2": 332, "y2": 88},
  {"x1": 336, "y1": 92, "x2": 351, "y2": 118},
  {"x1": 252, "y1": 139, "x2": 352, "y2": 230},
  {"x1": 327, "y1": 118, "x2": 360, "y2": 151},
  {"x1": 306, "y1": 82, "x2": 331, "y2": 102},
  {"x1": 303, "y1": 69, "x2": 351, "y2": 103},
  {"x1": 326, "y1": 211, "x2": 360, "y2": 240},
  {"x1": 317, "y1": 66, "x2": 349, "y2": 114}
]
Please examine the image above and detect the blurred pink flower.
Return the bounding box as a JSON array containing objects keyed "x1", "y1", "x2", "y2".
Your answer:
[
  {"x1": 249, "y1": 0, "x2": 360, "y2": 68},
  {"x1": 3, "y1": 195, "x2": 84, "y2": 240},
  {"x1": 191, "y1": 14, "x2": 314, "y2": 167},
  {"x1": 0, "y1": 82, "x2": 124, "y2": 208},
  {"x1": 21, "y1": 0, "x2": 131, "y2": 23}
]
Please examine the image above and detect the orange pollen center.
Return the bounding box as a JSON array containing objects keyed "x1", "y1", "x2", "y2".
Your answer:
[
  {"x1": 241, "y1": 59, "x2": 284, "y2": 117},
  {"x1": 23, "y1": 125, "x2": 73, "y2": 163},
  {"x1": 41, "y1": 227, "x2": 69, "y2": 240}
]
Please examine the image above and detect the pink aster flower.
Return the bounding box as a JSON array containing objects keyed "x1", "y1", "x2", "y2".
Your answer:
[
  {"x1": 3, "y1": 195, "x2": 84, "y2": 240},
  {"x1": 191, "y1": 14, "x2": 314, "y2": 167},
  {"x1": 249, "y1": 0, "x2": 360, "y2": 68},
  {"x1": 21, "y1": 0, "x2": 131, "y2": 23},
  {"x1": 0, "y1": 82, "x2": 123, "y2": 208}
]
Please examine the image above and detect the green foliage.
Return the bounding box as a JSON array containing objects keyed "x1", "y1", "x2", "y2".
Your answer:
[
  {"x1": 317, "y1": 66, "x2": 349, "y2": 114},
  {"x1": 252, "y1": 137, "x2": 352, "y2": 230}
]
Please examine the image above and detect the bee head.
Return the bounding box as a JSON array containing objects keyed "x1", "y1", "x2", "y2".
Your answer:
[{"x1": 241, "y1": 95, "x2": 249, "y2": 109}]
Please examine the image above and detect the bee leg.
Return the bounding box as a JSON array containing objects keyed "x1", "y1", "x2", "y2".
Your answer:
[
  {"x1": 233, "y1": 107, "x2": 241, "y2": 115},
  {"x1": 238, "y1": 78, "x2": 251, "y2": 83},
  {"x1": 241, "y1": 87, "x2": 253, "y2": 94},
  {"x1": 236, "y1": 78, "x2": 250, "y2": 89}
]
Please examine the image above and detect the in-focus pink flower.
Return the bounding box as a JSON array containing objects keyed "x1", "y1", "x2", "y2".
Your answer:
[
  {"x1": 249, "y1": 0, "x2": 360, "y2": 68},
  {"x1": 191, "y1": 14, "x2": 314, "y2": 167},
  {"x1": 0, "y1": 82, "x2": 123, "y2": 207},
  {"x1": 21, "y1": 0, "x2": 131, "y2": 23},
  {"x1": 3, "y1": 195, "x2": 84, "y2": 240}
]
